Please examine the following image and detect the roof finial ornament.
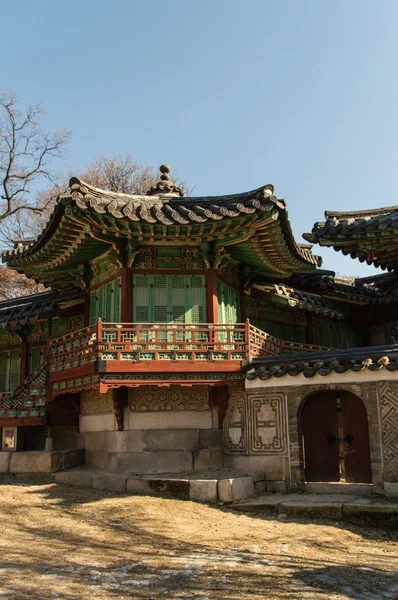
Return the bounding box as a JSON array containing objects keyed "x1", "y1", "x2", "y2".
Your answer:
[{"x1": 146, "y1": 164, "x2": 183, "y2": 197}]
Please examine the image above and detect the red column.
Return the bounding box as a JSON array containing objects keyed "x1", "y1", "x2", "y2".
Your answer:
[{"x1": 206, "y1": 270, "x2": 218, "y2": 323}]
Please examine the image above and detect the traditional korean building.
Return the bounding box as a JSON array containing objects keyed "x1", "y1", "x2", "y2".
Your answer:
[{"x1": 0, "y1": 167, "x2": 397, "y2": 498}]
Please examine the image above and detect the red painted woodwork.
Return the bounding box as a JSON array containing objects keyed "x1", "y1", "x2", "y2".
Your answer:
[
  {"x1": 121, "y1": 268, "x2": 133, "y2": 322},
  {"x1": 301, "y1": 391, "x2": 340, "y2": 482},
  {"x1": 340, "y1": 391, "x2": 372, "y2": 483},
  {"x1": 206, "y1": 270, "x2": 218, "y2": 323},
  {"x1": 0, "y1": 417, "x2": 44, "y2": 427}
]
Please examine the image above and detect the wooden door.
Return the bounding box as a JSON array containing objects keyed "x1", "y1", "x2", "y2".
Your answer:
[
  {"x1": 340, "y1": 391, "x2": 372, "y2": 483},
  {"x1": 301, "y1": 392, "x2": 340, "y2": 482}
]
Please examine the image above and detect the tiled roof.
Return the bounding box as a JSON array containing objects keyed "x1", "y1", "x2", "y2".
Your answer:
[
  {"x1": 291, "y1": 270, "x2": 398, "y2": 304},
  {"x1": 303, "y1": 206, "x2": 398, "y2": 271},
  {"x1": 304, "y1": 206, "x2": 398, "y2": 238},
  {"x1": 245, "y1": 345, "x2": 398, "y2": 380},
  {"x1": 253, "y1": 282, "x2": 344, "y2": 318},
  {"x1": 0, "y1": 290, "x2": 83, "y2": 327}
]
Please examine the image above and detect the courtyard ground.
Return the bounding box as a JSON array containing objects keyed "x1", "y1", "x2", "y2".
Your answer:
[{"x1": 0, "y1": 484, "x2": 397, "y2": 600}]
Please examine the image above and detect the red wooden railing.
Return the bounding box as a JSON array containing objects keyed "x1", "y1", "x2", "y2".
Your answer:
[{"x1": 48, "y1": 319, "x2": 331, "y2": 372}]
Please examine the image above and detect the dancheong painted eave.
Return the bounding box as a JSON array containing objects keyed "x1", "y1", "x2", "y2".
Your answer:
[
  {"x1": 2, "y1": 172, "x2": 321, "y2": 290},
  {"x1": 303, "y1": 205, "x2": 398, "y2": 272}
]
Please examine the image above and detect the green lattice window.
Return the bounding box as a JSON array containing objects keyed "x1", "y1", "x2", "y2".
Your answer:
[
  {"x1": 0, "y1": 349, "x2": 21, "y2": 393},
  {"x1": 133, "y1": 274, "x2": 206, "y2": 323},
  {"x1": 217, "y1": 280, "x2": 240, "y2": 324},
  {"x1": 90, "y1": 277, "x2": 121, "y2": 324},
  {"x1": 30, "y1": 346, "x2": 46, "y2": 374}
]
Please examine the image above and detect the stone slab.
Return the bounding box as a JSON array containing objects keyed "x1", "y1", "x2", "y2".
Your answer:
[
  {"x1": 92, "y1": 473, "x2": 127, "y2": 492},
  {"x1": 55, "y1": 470, "x2": 93, "y2": 488},
  {"x1": 85, "y1": 451, "x2": 108, "y2": 470},
  {"x1": 9, "y1": 451, "x2": 62, "y2": 473},
  {"x1": 305, "y1": 482, "x2": 373, "y2": 496},
  {"x1": 146, "y1": 430, "x2": 199, "y2": 452},
  {"x1": 126, "y1": 478, "x2": 153, "y2": 494},
  {"x1": 189, "y1": 479, "x2": 218, "y2": 503},
  {"x1": 108, "y1": 451, "x2": 193, "y2": 474},
  {"x1": 266, "y1": 481, "x2": 287, "y2": 493},
  {"x1": 80, "y1": 431, "x2": 107, "y2": 453},
  {"x1": 254, "y1": 481, "x2": 266, "y2": 495},
  {"x1": 0, "y1": 452, "x2": 11, "y2": 473},
  {"x1": 106, "y1": 431, "x2": 146, "y2": 453},
  {"x1": 218, "y1": 477, "x2": 255, "y2": 503},
  {"x1": 63, "y1": 449, "x2": 85, "y2": 470},
  {"x1": 281, "y1": 501, "x2": 343, "y2": 520}
]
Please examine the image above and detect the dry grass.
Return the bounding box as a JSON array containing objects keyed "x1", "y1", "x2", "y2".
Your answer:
[{"x1": 0, "y1": 484, "x2": 397, "y2": 599}]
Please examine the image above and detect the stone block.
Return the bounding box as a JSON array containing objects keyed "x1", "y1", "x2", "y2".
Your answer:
[
  {"x1": 253, "y1": 473, "x2": 266, "y2": 482},
  {"x1": 193, "y1": 449, "x2": 222, "y2": 470},
  {"x1": 385, "y1": 483, "x2": 398, "y2": 498},
  {"x1": 218, "y1": 477, "x2": 255, "y2": 503},
  {"x1": 223, "y1": 455, "x2": 285, "y2": 479},
  {"x1": 79, "y1": 414, "x2": 115, "y2": 433},
  {"x1": 81, "y1": 431, "x2": 107, "y2": 453},
  {"x1": 63, "y1": 449, "x2": 85, "y2": 470},
  {"x1": 254, "y1": 481, "x2": 266, "y2": 495},
  {"x1": 108, "y1": 451, "x2": 193, "y2": 474},
  {"x1": 281, "y1": 501, "x2": 343, "y2": 520},
  {"x1": 75, "y1": 435, "x2": 86, "y2": 449},
  {"x1": 126, "y1": 411, "x2": 212, "y2": 430},
  {"x1": 55, "y1": 470, "x2": 93, "y2": 488},
  {"x1": 85, "y1": 451, "x2": 108, "y2": 470},
  {"x1": 10, "y1": 452, "x2": 52, "y2": 473},
  {"x1": 50, "y1": 451, "x2": 65, "y2": 472},
  {"x1": 106, "y1": 430, "x2": 146, "y2": 453},
  {"x1": 189, "y1": 480, "x2": 218, "y2": 503},
  {"x1": 92, "y1": 473, "x2": 127, "y2": 492},
  {"x1": 126, "y1": 478, "x2": 153, "y2": 494},
  {"x1": 146, "y1": 430, "x2": 199, "y2": 452},
  {"x1": 266, "y1": 480, "x2": 287, "y2": 494},
  {"x1": 199, "y1": 430, "x2": 222, "y2": 450},
  {"x1": 0, "y1": 452, "x2": 11, "y2": 473}
]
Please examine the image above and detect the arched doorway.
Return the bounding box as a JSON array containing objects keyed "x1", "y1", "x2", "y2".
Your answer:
[{"x1": 300, "y1": 390, "x2": 372, "y2": 483}]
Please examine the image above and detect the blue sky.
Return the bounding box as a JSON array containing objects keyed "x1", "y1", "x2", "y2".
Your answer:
[{"x1": 2, "y1": 0, "x2": 397, "y2": 276}]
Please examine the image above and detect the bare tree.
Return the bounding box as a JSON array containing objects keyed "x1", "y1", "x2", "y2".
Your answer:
[
  {"x1": 0, "y1": 265, "x2": 44, "y2": 301},
  {"x1": 0, "y1": 91, "x2": 70, "y2": 226}
]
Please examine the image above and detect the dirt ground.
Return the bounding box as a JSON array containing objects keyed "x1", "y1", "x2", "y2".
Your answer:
[{"x1": 0, "y1": 484, "x2": 397, "y2": 600}]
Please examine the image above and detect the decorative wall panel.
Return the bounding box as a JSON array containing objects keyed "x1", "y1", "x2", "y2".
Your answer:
[
  {"x1": 81, "y1": 389, "x2": 113, "y2": 415},
  {"x1": 250, "y1": 392, "x2": 286, "y2": 453},
  {"x1": 223, "y1": 389, "x2": 247, "y2": 453},
  {"x1": 378, "y1": 381, "x2": 398, "y2": 482},
  {"x1": 130, "y1": 385, "x2": 209, "y2": 412},
  {"x1": 223, "y1": 389, "x2": 287, "y2": 455}
]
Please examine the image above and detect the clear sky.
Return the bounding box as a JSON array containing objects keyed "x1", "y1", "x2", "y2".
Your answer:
[{"x1": 2, "y1": 0, "x2": 397, "y2": 276}]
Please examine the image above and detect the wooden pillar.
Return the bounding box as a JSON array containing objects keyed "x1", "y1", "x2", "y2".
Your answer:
[
  {"x1": 306, "y1": 311, "x2": 314, "y2": 345},
  {"x1": 19, "y1": 341, "x2": 28, "y2": 384},
  {"x1": 121, "y1": 268, "x2": 133, "y2": 322},
  {"x1": 211, "y1": 385, "x2": 229, "y2": 429},
  {"x1": 206, "y1": 270, "x2": 218, "y2": 323},
  {"x1": 84, "y1": 288, "x2": 90, "y2": 327}
]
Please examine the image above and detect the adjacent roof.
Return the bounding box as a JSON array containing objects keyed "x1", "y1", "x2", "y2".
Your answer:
[
  {"x1": 245, "y1": 344, "x2": 398, "y2": 380},
  {"x1": 2, "y1": 172, "x2": 321, "y2": 290},
  {"x1": 291, "y1": 269, "x2": 398, "y2": 305},
  {"x1": 252, "y1": 282, "x2": 343, "y2": 318},
  {"x1": 303, "y1": 206, "x2": 398, "y2": 271},
  {"x1": 0, "y1": 290, "x2": 83, "y2": 328}
]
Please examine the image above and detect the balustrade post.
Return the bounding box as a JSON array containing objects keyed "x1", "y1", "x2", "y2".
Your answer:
[
  {"x1": 96, "y1": 318, "x2": 102, "y2": 360},
  {"x1": 245, "y1": 319, "x2": 251, "y2": 361}
]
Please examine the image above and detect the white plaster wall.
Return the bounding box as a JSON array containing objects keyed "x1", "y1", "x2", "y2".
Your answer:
[{"x1": 79, "y1": 414, "x2": 116, "y2": 432}]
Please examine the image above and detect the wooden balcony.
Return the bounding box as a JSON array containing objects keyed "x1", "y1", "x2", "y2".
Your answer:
[{"x1": 47, "y1": 320, "x2": 331, "y2": 393}]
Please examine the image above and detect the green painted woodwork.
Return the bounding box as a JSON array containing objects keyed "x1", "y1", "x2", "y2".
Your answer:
[
  {"x1": 90, "y1": 277, "x2": 121, "y2": 324},
  {"x1": 133, "y1": 274, "x2": 206, "y2": 323},
  {"x1": 370, "y1": 323, "x2": 388, "y2": 345},
  {"x1": 312, "y1": 317, "x2": 362, "y2": 349},
  {"x1": 217, "y1": 281, "x2": 241, "y2": 324},
  {"x1": 251, "y1": 319, "x2": 306, "y2": 343},
  {"x1": 51, "y1": 318, "x2": 68, "y2": 339},
  {"x1": 0, "y1": 349, "x2": 21, "y2": 392},
  {"x1": 30, "y1": 346, "x2": 46, "y2": 374}
]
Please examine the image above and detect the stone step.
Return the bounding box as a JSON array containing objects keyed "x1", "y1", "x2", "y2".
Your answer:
[
  {"x1": 305, "y1": 482, "x2": 373, "y2": 495},
  {"x1": 231, "y1": 494, "x2": 398, "y2": 527},
  {"x1": 54, "y1": 467, "x2": 255, "y2": 504}
]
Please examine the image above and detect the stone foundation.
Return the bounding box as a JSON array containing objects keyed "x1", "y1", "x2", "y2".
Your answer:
[{"x1": 0, "y1": 449, "x2": 84, "y2": 473}]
